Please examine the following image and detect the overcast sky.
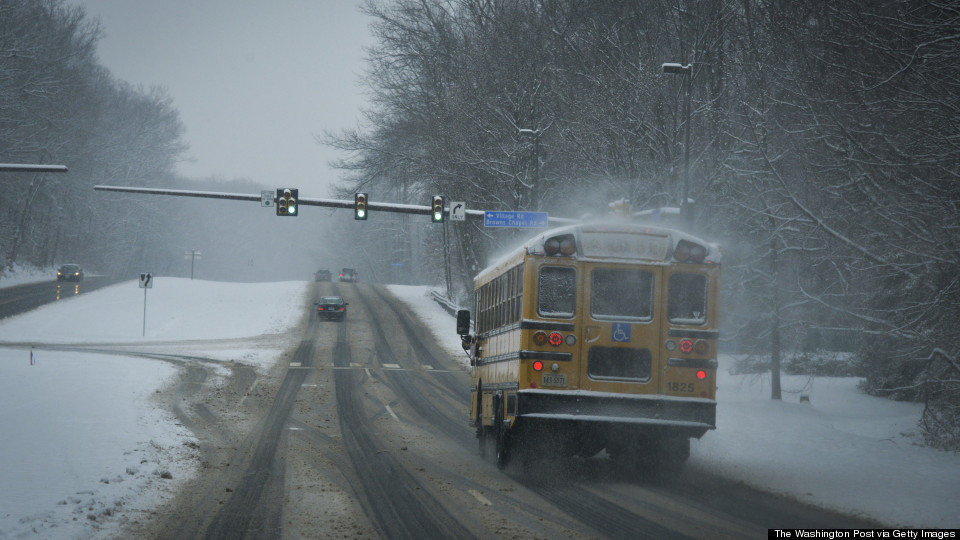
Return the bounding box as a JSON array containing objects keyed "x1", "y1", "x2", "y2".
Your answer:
[{"x1": 69, "y1": 0, "x2": 375, "y2": 195}]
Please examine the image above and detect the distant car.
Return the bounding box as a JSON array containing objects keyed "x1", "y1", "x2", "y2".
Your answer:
[
  {"x1": 315, "y1": 296, "x2": 348, "y2": 320},
  {"x1": 339, "y1": 268, "x2": 359, "y2": 282},
  {"x1": 57, "y1": 264, "x2": 83, "y2": 282},
  {"x1": 315, "y1": 269, "x2": 331, "y2": 282}
]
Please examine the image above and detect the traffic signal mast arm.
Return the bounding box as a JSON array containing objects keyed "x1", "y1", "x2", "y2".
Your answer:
[
  {"x1": 94, "y1": 184, "x2": 579, "y2": 224},
  {"x1": 1, "y1": 163, "x2": 68, "y2": 172}
]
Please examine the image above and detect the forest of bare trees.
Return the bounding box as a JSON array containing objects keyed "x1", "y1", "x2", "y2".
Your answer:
[
  {"x1": 0, "y1": 0, "x2": 190, "y2": 277},
  {"x1": 1, "y1": 0, "x2": 335, "y2": 284},
  {"x1": 329, "y1": 0, "x2": 960, "y2": 449}
]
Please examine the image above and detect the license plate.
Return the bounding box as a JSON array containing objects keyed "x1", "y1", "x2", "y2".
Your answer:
[{"x1": 542, "y1": 373, "x2": 567, "y2": 387}]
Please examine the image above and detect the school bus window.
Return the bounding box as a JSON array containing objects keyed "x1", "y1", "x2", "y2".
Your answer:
[
  {"x1": 668, "y1": 273, "x2": 708, "y2": 324},
  {"x1": 538, "y1": 266, "x2": 576, "y2": 318},
  {"x1": 515, "y1": 266, "x2": 523, "y2": 320},
  {"x1": 481, "y1": 285, "x2": 488, "y2": 333},
  {"x1": 590, "y1": 268, "x2": 654, "y2": 321}
]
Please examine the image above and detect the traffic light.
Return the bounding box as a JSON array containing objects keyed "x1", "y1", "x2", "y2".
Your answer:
[
  {"x1": 276, "y1": 188, "x2": 298, "y2": 216},
  {"x1": 431, "y1": 195, "x2": 444, "y2": 223},
  {"x1": 355, "y1": 192, "x2": 367, "y2": 220}
]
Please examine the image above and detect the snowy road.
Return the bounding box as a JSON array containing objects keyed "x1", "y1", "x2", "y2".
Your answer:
[
  {"x1": 121, "y1": 281, "x2": 880, "y2": 538},
  {"x1": 1, "y1": 278, "x2": 956, "y2": 538},
  {"x1": 0, "y1": 276, "x2": 119, "y2": 320}
]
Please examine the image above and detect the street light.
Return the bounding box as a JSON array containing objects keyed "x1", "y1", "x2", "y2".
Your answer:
[{"x1": 662, "y1": 62, "x2": 693, "y2": 227}]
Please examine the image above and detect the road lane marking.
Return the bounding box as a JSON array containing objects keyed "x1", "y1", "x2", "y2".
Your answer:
[
  {"x1": 330, "y1": 366, "x2": 458, "y2": 373},
  {"x1": 468, "y1": 489, "x2": 492, "y2": 506},
  {"x1": 422, "y1": 365, "x2": 433, "y2": 370},
  {"x1": 384, "y1": 404, "x2": 400, "y2": 423},
  {"x1": 238, "y1": 379, "x2": 259, "y2": 408},
  {"x1": 290, "y1": 362, "x2": 301, "y2": 367}
]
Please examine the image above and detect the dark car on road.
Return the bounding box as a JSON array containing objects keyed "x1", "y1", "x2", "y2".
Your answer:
[
  {"x1": 57, "y1": 264, "x2": 84, "y2": 282},
  {"x1": 315, "y1": 296, "x2": 348, "y2": 320},
  {"x1": 315, "y1": 269, "x2": 331, "y2": 282},
  {"x1": 338, "y1": 268, "x2": 359, "y2": 283}
]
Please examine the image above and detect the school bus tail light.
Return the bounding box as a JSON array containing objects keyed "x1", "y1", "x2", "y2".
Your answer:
[
  {"x1": 533, "y1": 361, "x2": 543, "y2": 371},
  {"x1": 679, "y1": 339, "x2": 694, "y2": 353},
  {"x1": 548, "y1": 332, "x2": 563, "y2": 346},
  {"x1": 697, "y1": 370, "x2": 707, "y2": 380}
]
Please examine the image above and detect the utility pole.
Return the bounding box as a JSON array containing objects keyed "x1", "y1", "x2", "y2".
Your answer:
[
  {"x1": 184, "y1": 249, "x2": 201, "y2": 279},
  {"x1": 770, "y1": 236, "x2": 783, "y2": 400},
  {"x1": 442, "y1": 219, "x2": 452, "y2": 299}
]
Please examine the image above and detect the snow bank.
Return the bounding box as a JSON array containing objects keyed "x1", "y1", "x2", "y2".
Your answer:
[
  {"x1": 0, "y1": 349, "x2": 195, "y2": 538},
  {"x1": 386, "y1": 284, "x2": 471, "y2": 367},
  {"x1": 693, "y1": 366, "x2": 960, "y2": 528}
]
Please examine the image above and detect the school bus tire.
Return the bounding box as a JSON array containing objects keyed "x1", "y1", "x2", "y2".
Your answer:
[
  {"x1": 476, "y1": 387, "x2": 488, "y2": 458},
  {"x1": 494, "y1": 392, "x2": 511, "y2": 469}
]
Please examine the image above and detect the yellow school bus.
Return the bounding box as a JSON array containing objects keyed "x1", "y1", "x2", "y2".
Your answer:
[{"x1": 456, "y1": 222, "x2": 720, "y2": 470}]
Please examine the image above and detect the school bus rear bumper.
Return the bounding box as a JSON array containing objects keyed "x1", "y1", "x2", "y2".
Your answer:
[{"x1": 516, "y1": 389, "x2": 716, "y2": 437}]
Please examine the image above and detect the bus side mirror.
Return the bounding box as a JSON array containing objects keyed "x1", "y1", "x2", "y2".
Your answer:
[{"x1": 456, "y1": 309, "x2": 471, "y2": 336}]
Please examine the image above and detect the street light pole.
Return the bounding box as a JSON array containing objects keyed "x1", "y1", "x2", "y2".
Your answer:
[{"x1": 662, "y1": 62, "x2": 693, "y2": 227}]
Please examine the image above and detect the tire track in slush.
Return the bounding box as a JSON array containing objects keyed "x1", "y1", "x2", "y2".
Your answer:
[
  {"x1": 330, "y1": 320, "x2": 472, "y2": 539},
  {"x1": 367, "y1": 285, "x2": 466, "y2": 402},
  {"x1": 353, "y1": 285, "x2": 471, "y2": 443},
  {"x1": 365, "y1": 285, "x2": 698, "y2": 539},
  {"x1": 201, "y1": 339, "x2": 314, "y2": 538}
]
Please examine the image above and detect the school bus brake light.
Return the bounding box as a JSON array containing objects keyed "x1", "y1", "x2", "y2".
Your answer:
[
  {"x1": 533, "y1": 361, "x2": 543, "y2": 371},
  {"x1": 548, "y1": 332, "x2": 563, "y2": 346}
]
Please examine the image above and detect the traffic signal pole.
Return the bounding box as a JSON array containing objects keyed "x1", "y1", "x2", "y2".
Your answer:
[{"x1": 443, "y1": 219, "x2": 452, "y2": 299}]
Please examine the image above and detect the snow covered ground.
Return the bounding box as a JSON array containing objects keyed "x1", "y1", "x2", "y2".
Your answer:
[
  {"x1": 0, "y1": 281, "x2": 956, "y2": 538},
  {"x1": 386, "y1": 285, "x2": 960, "y2": 529},
  {"x1": 0, "y1": 278, "x2": 307, "y2": 538}
]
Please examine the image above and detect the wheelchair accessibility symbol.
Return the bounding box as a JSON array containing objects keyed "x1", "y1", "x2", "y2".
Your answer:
[{"x1": 611, "y1": 323, "x2": 631, "y2": 342}]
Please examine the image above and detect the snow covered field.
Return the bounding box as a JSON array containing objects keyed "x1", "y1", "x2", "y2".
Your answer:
[
  {"x1": 0, "y1": 280, "x2": 956, "y2": 538},
  {"x1": 0, "y1": 278, "x2": 307, "y2": 538}
]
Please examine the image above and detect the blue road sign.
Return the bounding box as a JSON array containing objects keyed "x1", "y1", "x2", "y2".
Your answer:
[
  {"x1": 612, "y1": 322, "x2": 631, "y2": 342},
  {"x1": 484, "y1": 211, "x2": 549, "y2": 228}
]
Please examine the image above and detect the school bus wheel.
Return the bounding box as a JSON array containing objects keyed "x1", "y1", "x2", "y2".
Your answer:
[{"x1": 494, "y1": 392, "x2": 511, "y2": 469}]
